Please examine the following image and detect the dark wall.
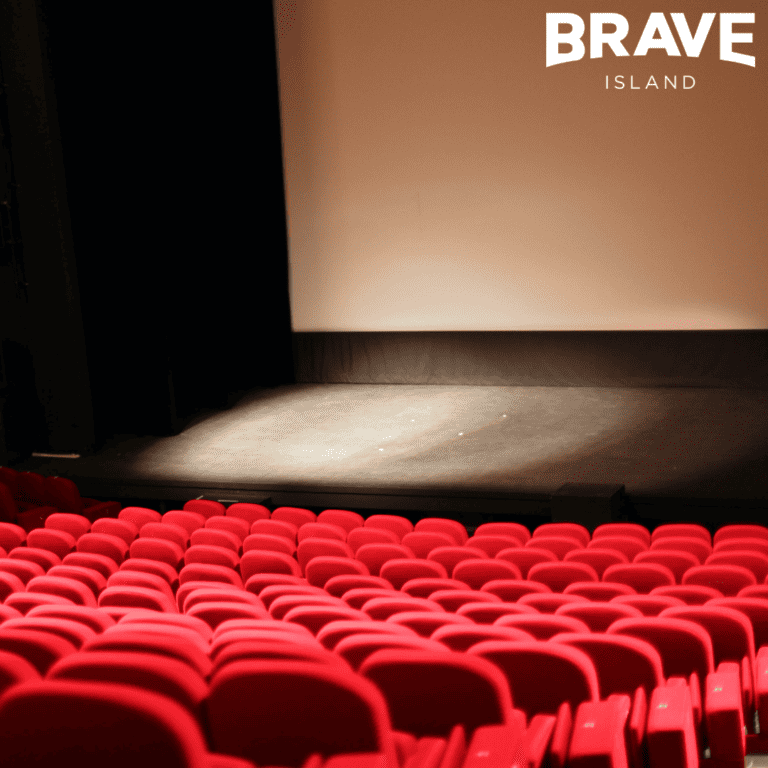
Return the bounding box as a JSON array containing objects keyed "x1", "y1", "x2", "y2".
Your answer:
[{"x1": 2, "y1": 0, "x2": 294, "y2": 453}]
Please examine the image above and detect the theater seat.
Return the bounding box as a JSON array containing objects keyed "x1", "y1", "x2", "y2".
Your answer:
[
  {"x1": 0, "y1": 680, "x2": 213, "y2": 768},
  {"x1": 360, "y1": 649, "x2": 513, "y2": 737},
  {"x1": 207, "y1": 659, "x2": 398, "y2": 768},
  {"x1": 336, "y1": 634, "x2": 449, "y2": 671},
  {"x1": 468, "y1": 641, "x2": 599, "y2": 719}
]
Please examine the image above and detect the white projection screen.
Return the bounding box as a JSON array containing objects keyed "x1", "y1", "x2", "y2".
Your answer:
[{"x1": 274, "y1": 0, "x2": 767, "y2": 331}]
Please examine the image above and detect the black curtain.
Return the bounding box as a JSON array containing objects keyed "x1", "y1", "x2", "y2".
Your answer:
[{"x1": 35, "y1": 0, "x2": 294, "y2": 445}]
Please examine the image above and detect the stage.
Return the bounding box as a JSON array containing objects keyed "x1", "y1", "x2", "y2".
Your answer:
[{"x1": 16, "y1": 384, "x2": 768, "y2": 526}]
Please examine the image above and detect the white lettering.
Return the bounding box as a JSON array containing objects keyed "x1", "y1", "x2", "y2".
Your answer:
[
  {"x1": 546, "y1": 13, "x2": 586, "y2": 67},
  {"x1": 720, "y1": 13, "x2": 755, "y2": 66},
  {"x1": 670, "y1": 13, "x2": 716, "y2": 57},
  {"x1": 634, "y1": 13, "x2": 681, "y2": 56},
  {"x1": 590, "y1": 14, "x2": 631, "y2": 59}
]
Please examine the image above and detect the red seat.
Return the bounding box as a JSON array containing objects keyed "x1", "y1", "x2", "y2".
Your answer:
[
  {"x1": 205, "y1": 515, "x2": 250, "y2": 542},
  {"x1": 224, "y1": 503, "x2": 271, "y2": 526},
  {"x1": 0, "y1": 569, "x2": 27, "y2": 601},
  {"x1": 386, "y1": 611, "x2": 474, "y2": 639},
  {"x1": 465, "y1": 535, "x2": 523, "y2": 557},
  {"x1": 517, "y1": 593, "x2": 589, "y2": 614},
  {"x1": 414, "y1": 518, "x2": 468, "y2": 545},
  {"x1": 9, "y1": 547, "x2": 62, "y2": 575},
  {"x1": 399, "y1": 578, "x2": 470, "y2": 599},
  {"x1": 91, "y1": 518, "x2": 139, "y2": 546},
  {"x1": 455, "y1": 603, "x2": 538, "y2": 625},
  {"x1": 49, "y1": 650, "x2": 208, "y2": 719},
  {"x1": 119, "y1": 559, "x2": 179, "y2": 592},
  {"x1": 563, "y1": 582, "x2": 636, "y2": 602},
  {"x1": 297, "y1": 538, "x2": 354, "y2": 573},
  {"x1": 298, "y1": 522, "x2": 348, "y2": 543},
  {"x1": 0, "y1": 522, "x2": 26, "y2": 552},
  {"x1": 682, "y1": 564, "x2": 756, "y2": 596},
  {"x1": 715, "y1": 537, "x2": 768, "y2": 558},
  {"x1": 4, "y1": 592, "x2": 75, "y2": 614},
  {"x1": 344, "y1": 588, "x2": 417, "y2": 611},
  {"x1": 401, "y1": 531, "x2": 456, "y2": 557},
  {"x1": 176, "y1": 582, "x2": 254, "y2": 613},
  {"x1": 86, "y1": 628, "x2": 211, "y2": 678},
  {"x1": 525, "y1": 536, "x2": 583, "y2": 560},
  {"x1": 270, "y1": 594, "x2": 347, "y2": 621},
  {"x1": 362, "y1": 595, "x2": 444, "y2": 622},
  {"x1": 568, "y1": 695, "x2": 633, "y2": 768},
  {"x1": 607, "y1": 616, "x2": 714, "y2": 703},
  {"x1": 183, "y1": 544, "x2": 239, "y2": 571},
  {"x1": 634, "y1": 550, "x2": 700, "y2": 583},
  {"x1": 493, "y1": 613, "x2": 590, "y2": 640},
  {"x1": 651, "y1": 524, "x2": 711, "y2": 546},
  {"x1": 551, "y1": 632, "x2": 664, "y2": 700},
  {"x1": 475, "y1": 522, "x2": 531, "y2": 544},
  {"x1": 0, "y1": 680, "x2": 213, "y2": 768},
  {"x1": 364, "y1": 514, "x2": 413, "y2": 541},
  {"x1": 118, "y1": 507, "x2": 162, "y2": 529},
  {"x1": 452, "y1": 559, "x2": 521, "y2": 590},
  {"x1": 316, "y1": 619, "x2": 419, "y2": 651},
  {"x1": 533, "y1": 523, "x2": 590, "y2": 547},
  {"x1": 98, "y1": 586, "x2": 178, "y2": 614},
  {"x1": 347, "y1": 527, "x2": 401, "y2": 553},
  {"x1": 428, "y1": 589, "x2": 501, "y2": 612},
  {"x1": 118, "y1": 613, "x2": 214, "y2": 644},
  {"x1": 26, "y1": 604, "x2": 115, "y2": 634},
  {"x1": 707, "y1": 597, "x2": 768, "y2": 652},
  {"x1": 704, "y1": 668, "x2": 746, "y2": 763},
  {"x1": 337, "y1": 634, "x2": 450, "y2": 671},
  {"x1": 592, "y1": 523, "x2": 651, "y2": 546},
  {"x1": 586, "y1": 536, "x2": 647, "y2": 560},
  {"x1": 212, "y1": 638, "x2": 348, "y2": 673},
  {"x1": 272, "y1": 506, "x2": 317, "y2": 528},
  {"x1": 1, "y1": 616, "x2": 96, "y2": 649},
  {"x1": 179, "y1": 563, "x2": 243, "y2": 588},
  {"x1": 495, "y1": 547, "x2": 557, "y2": 578},
  {"x1": 256, "y1": 583, "x2": 328, "y2": 610},
  {"x1": 190, "y1": 527, "x2": 241, "y2": 554},
  {"x1": 77, "y1": 532, "x2": 128, "y2": 565},
  {"x1": 469, "y1": 641, "x2": 599, "y2": 719},
  {"x1": 360, "y1": 649, "x2": 513, "y2": 737},
  {"x1": 479, "y1": 579, "x2": 551, "y2": 602},
  {"x1": 563, "y1": 547, "x2": 628, "y2": 578},
  {"x1": 649, "y1": 536, "x2": 712, "y2": 565},
  {"x1": 162, "y1": 511, "x2": 206, "y2": 536},
  {"x1": 356, "y1": 543, "x2": 415, "y2": 577},
  {"x1": 45, "y1": 512, "x2": 91, "y2": 541},
  {"x1": 645, "y1": 684, "x2": 699, "y2": 768},
  {"x1": 283, "y1": 605, "x2": 369, "y2": 635},
  {"x1": 0, "y1": 559, "x2": 43, "y2": 590},
  {"x1": 26, "y1": 528, "x2": 77, "y2": 560},
  {"x1": 207, "y1": 659, "x2": 397, "y2": 768},
  {"x1": 139, "y1": 522, "x2": 189, "y2": 552},
  {"x1": 239, "y1": 549, "x2": 302, "y2": 581},
  {"x1": 183, "y1": 499, "x2": 226, "y2": 520},
  {"x1": 317, "y1": 509, "x2": 365, "y2": 534},
  {"x1": 527, "y1": 562, "x2": 598, "y2": 592},
  {"x1": 305, "y1": 556, "x2": 370, "y2": 588},
  {"x1": 650, "y1": 584, "x2": 723, "y2": 606},
  {"x1": 714, "y1": 525, "x2": 768, "y2": 547},
  {"x1": 243, "y1": 573, "x2": 305, "y2": 594},
  {"x1": 0, "y1": 648, "x2": 39, "y2": 695},
  {"x1": 0, "y1": 627, "x2": 77, "y2": 674},
  {"x1": 427, "y1": 546, "x2": 489, "y2": 575},
  {"x1": 107, "y1": 571, "x2": 175, "y2": 603},
  {"x1": 62, "y1": 552, "x2": 118, "y2": 580},
  {"x1": 706, "y1": 551, "x2": 768, "y2": 583},
  {"x1": 185, "y1": 601, "x2": 270, "y2": 630},
  {"x1": 243, "y1": 532, "x2": 296, "y2": 557},
  {"x1": 555, "y1": 602, "x2": 643, "y2": 633},
  {"x1": 430, "y1": 624, "x2": 536, "y2": 652},
  {"x1": 379, "y1": 558, "x2": 448, "y2": 590},
  {"x1": 611, "y1": 594, "x2": 686, "y2": 617},
  {"x1": 603, "y1": 563, "x2": 675, "y2": 594},
  {"x1": 26, "y1": 575, "x2": 98, "y2": 607}
]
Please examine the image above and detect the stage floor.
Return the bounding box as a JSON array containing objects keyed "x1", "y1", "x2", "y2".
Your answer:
[{"x1": 18, "y1": 385, "x2": 768, "y2": 519}]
